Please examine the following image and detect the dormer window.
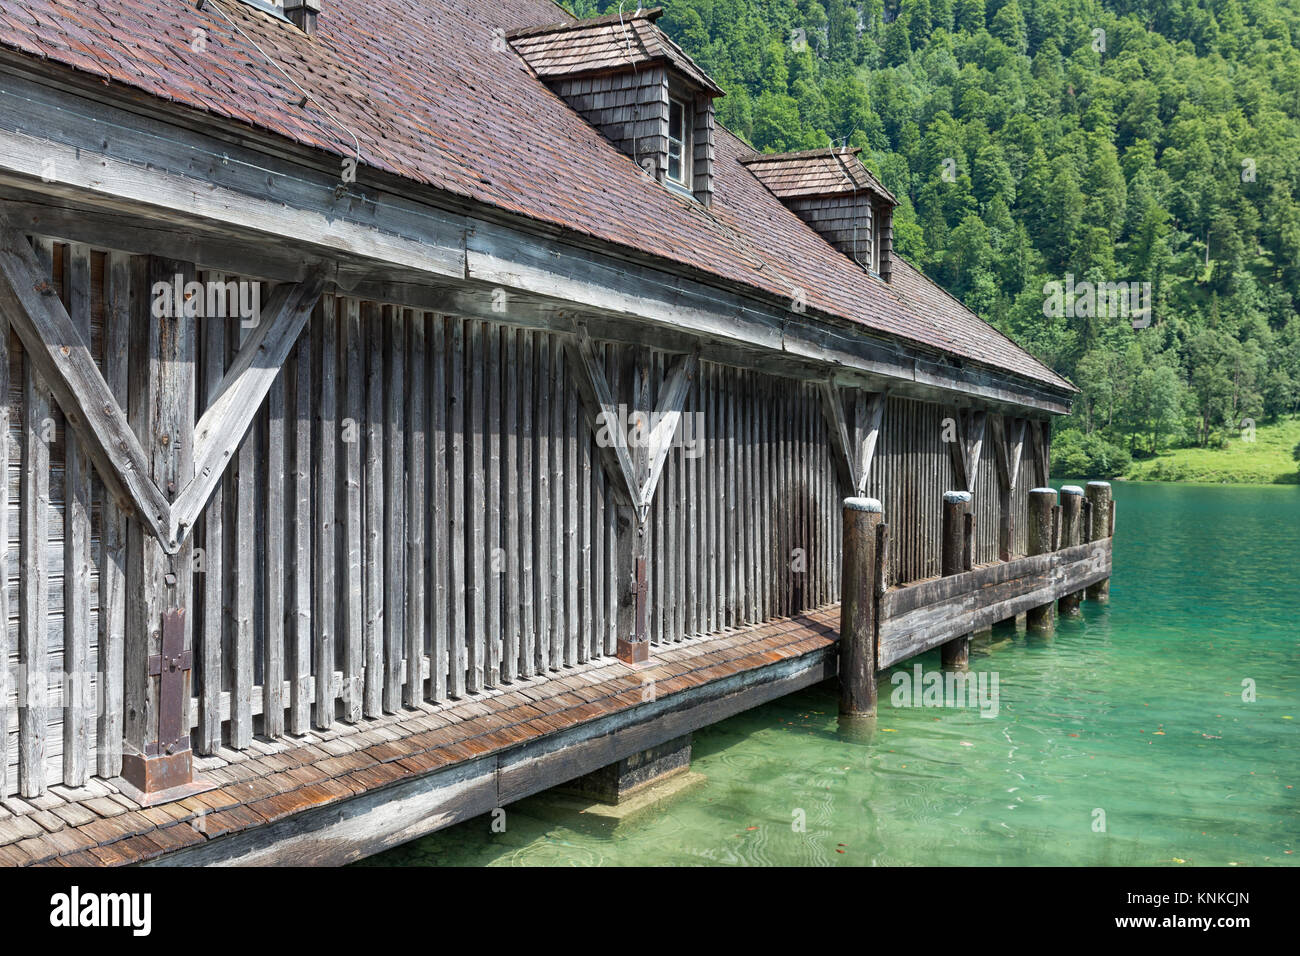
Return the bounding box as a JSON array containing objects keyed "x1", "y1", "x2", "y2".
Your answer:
[
  {"x1": 507, "y1": 9, "x2": 723, "y2": 207},
  {"x1": 740, "y1": 148, "x2": 898, "y2": 281},
  {"x1": 667, "y1": 98, "x2": 690, "y2": 187}
]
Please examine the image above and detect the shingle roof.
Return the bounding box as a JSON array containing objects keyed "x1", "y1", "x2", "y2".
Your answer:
[
  {"x1": 739, "y1": 148, "x2": 897, "y2": 204},
  {"x1": 507, "y1": 6, "x2": 723, "y2": 95},
  {"x1": 0, "y1": 0, "x2": 1075, "y2": 394}
]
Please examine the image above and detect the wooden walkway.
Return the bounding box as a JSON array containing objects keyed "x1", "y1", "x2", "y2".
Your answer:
[{"x1": 0, "y1": 608, "x2": 839, "y2": 867}]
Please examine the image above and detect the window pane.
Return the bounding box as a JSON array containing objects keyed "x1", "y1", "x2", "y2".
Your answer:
[{"x1": 669, "y1": 100, "x2": 683, "y2": 140}]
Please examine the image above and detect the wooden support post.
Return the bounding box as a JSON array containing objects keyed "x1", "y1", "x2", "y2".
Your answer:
[
  {"x1": 1085, "y1": 481, "x2": 1113, "y2": 602},
  {"x1": 1026, "y1": 487, "x2": 1057, "y2": 633},
  {"x1": 122, "y1": 256, "x2": 196, "y2": 800},
  {"x1": 940, "y1": 491, "x2": 972, "y2": 668},
  {"x1": 1058, "y1": 485, "x2": 1085, "y2": 617},
  {"x1": 838, "y1": 497, "x2": 882, "y2": 716}
]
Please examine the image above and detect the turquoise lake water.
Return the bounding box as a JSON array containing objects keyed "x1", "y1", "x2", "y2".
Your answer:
[{"x1": 362, "y1": 483, "x2": 1299, "y2": 866}]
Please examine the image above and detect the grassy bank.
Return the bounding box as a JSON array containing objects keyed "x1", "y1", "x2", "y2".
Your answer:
[{"x1": 1124, "y1": 417, "x2": 1300, "y2": 484}]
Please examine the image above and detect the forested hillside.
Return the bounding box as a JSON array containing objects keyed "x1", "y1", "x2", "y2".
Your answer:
[{"x1": 568, "y1": 0, "x2": 1300, "y2": 476}]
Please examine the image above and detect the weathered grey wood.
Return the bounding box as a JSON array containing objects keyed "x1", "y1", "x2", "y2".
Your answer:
[
  {"x1": 1085, "y1": 481, "x2": 1113, "y2": 602},
  {"x1": 603, "y1": 344, "x2": 619, "y2": 655},
  {"x1": 362, "y1": 304, "x2": 385, "y2": 715},
  {"x1": 578, "y1": 377, "x2": 593, "y2": 660},
  {"x1": 232, "y1": 314, "x2": 256, "y2": 748},
  {"x1": 340, "y1": 299, "x2": 364, "y2": 720},
  {"x1": 519, "y1": 329, "x2": 536, "y2": 677},
  {"x1": 263, "y1": 362, "x2": 286, "y2": 736},
  {"x1": 405, "y1": 311, "x2": 427, "y2": 706},
  {"x1": 174, "y1": 271, "x2": 325, "y2": 546},
  {"x1": 314, "y1": 298, "x2": 338, "y2": 726},
  {"x1": 98, "y1": 251, "x2": 129, "y2": 776},
  {"x1": 468, "y1": 320, "x2": 487, "y2": 688},
  {"x1": 429, "y1": 315, "x2": 450, "y2": 699},
  {"x1": 0, "y1": 221, "x2": 172, "y2": 547},
  {"x1": 0, "y1": 292, "x2": 8, "y2": 795},
  {"x1": 940, "y1": 491, "x2": 973, "y2": 669},
  {"x1": 20, "y1": 332, "x2": 50, "y2": 796},
  {"x1": 877, "y1": 538, "x2": 1111, "y2": 666},
  {"x1": 566, "y1": 360, "x2": 580, "y2": 661},
  {"x1": 198, "y1": 284, "x2": 227, "y2": 753},
  {"x1": 1057, "y1": 485, "x2": 1084, "y2": 617},
  {"x1": 819, "y1": 381, "x2": 857, "y2": 493},
  {"x1": 124, "y1": 253, "x2": 195, "y2": 788},
  {"x1": 855, "y1": 391, "x2": 885, "y2": 494},
  {"x1": 533, "y1": 334, "x2": 551, "y2": 672},
  {"x1": 641, "y1": 352, "x2": 698, "y2": 509},
  {"x1": 289, "y1": 328, "x2": 313, "y2": 733},
  {"x1": 61, "y1": 242, "x2": 91, "y2": 785},
  {"x1": 1025, "y1": 487, "x2": 1056, "y2": 632},
  {"x1": 384, "y1": 306, "x2": 407, "y2": 710},
  {"x1": 503, "y1": 327, "x2": 520, "y2": 681},
  {"x1": 839, "y1": 497, "x2": 882, "y2": 716},
  {"x1": 550, "y1": 342, "x2": 566, "y2": 665},
  {"x1": 564, "y1": 327, "x2": 638, "y2": 510},
  {"x1": 448, "y1": 317, "x2": 468, "y2": 695},
  {"x1": 990, "y1": 414, "x2": 1026, "y2": 562},
  {"x1": 485, "y1": 321, "x2": 502, "y2": 685}
]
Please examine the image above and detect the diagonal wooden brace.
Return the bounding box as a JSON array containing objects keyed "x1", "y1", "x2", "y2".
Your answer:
[{"x1": 0, "y1": 217, "x2": 174, "y2": 546}]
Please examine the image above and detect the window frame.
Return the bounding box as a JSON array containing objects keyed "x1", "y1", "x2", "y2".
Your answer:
[{"x1": 666, "y1": 95, "x2": 692, "y2": 189}]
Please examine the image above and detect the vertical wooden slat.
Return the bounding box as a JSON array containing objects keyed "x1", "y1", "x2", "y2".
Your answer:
[
  {"x1": 578, "y1": 376, "x2": 592, "y2": 663},
  {"x1": 549, "y1": 342, "x2": 564, "y2": 667},
  {"x1": 362, "y1": 304, "x2": 384, "y2": 716},
  {"x1": 519, "y1": 329, "x2": 536, "y2": 677},
  {"x1": 405, "y1": 310, "x2": 426, "y2": 706},
  {"x1": 565, "y1": 356, "x2": 579, "y2": 665},
  {"x1": 534, "y1": 333, "x2": 551, "y2": 673},
  {"x1": 340, "y1": 299, "x2": 363, "y2": 721},
  {"x1": 0, "y1": 282, "x2": 9, "y2": 793},
  {"x1": 289, "y1": 328, "x2": 313, "y2": 733},
  {"x1": 313, "y1": 298, "x2": 337, "y2": 727},
  {"x1": 61, "y1": 244, "x2": 91, "y2": 785},
  {"x1": 263, "y1": 360, "x2": 286, "y2": 737},
  {"x1": 485, "y1": 321, "x2": 501, "y2": 687},
  {"x1": 19, "y1": 336, "x2": 48, "y2": 796},
  {"x1": 233, "y1": 314, "x2": 256, "y2": 746},
  {"x1": 467, "y1": 321, "x2": 486, "y2": 691},
  {"x1": 429, "y1": 315, "x2": 449, "y2": 701},
  {"x1": 383, "y1": 306, "x2": 406, "y2": 710},
  {"x1": 503, "y1": 327, "x2": 520, "y2": 682},
  {"x1": 448, "y1": 317, "x2": 467, "y2": 696},
  {"x1": 198, "y1": 285, "x2": 226, "y2": 752},
  {"x1": 603, "y1": 344, "x2": 618, "y2": 655},
  {"x1": 97, "y1": 252, "x2": 128, "y2": 776}
]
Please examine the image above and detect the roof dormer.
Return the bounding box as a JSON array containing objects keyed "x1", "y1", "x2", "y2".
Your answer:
[
  {"x1": 740, "y1": 148, "x2": 898, "y2": 281},
  {"x1": 508, "y1": 8, "x2": 724, "y2": 207}
]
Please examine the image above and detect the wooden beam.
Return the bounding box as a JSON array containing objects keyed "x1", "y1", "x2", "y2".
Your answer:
[
  {"x1": 0, "y1": 217, "x2": 173, "y2": 545},
  {"x1": 964, "y1": 410, "x2": 987, "y2": 491},
  {"x1": 855, "y1": 391, "x2": 885, "y2": 495},
  {"x1": 818, "y1": 381, "x2": 858, "y2": 494},
  {"x1": 641, "y1": 351, "x2": 698, "y2": 510},
  {"x1": 172, "y1": 271, "x2": 325, "y2": 544},
  {"x1": 564, "y1": 326, "x2": 639, "y2": 512}
]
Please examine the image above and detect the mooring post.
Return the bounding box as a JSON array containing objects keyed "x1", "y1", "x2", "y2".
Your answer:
[
  {"x1": 1057, "y1": 485, "x2": 1085, "y2": 616},
  {"x1": 1085, "y1": 481, "x2": 1113, "y2": 602},
  {"x1": 1026, "y1": 487, "x2": 1056, "y2": 633},
  {"x1": 839, "y1": 497, "x2": 882, "y2": 716},
  {"x1": 940, "y1": 490, "x2": 972, "y2": 668}
]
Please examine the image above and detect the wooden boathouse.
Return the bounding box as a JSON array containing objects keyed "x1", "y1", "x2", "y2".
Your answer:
[{"x1": 0, "y1": 0, "x2": 1109, "y2": 865}]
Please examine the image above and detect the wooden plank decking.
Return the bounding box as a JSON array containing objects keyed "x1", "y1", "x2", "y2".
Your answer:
[{"x1": 0, "y1": 608, "x2": 839, "y2": 867}]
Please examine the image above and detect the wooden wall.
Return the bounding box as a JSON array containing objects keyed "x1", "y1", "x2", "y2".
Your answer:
[{"x1": 0, "y1": 237, "x2": 1043, "y2": 795}]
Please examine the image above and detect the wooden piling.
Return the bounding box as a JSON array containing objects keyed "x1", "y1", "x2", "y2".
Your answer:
[
  {"x1": 1085, "y1": 481, "x2": 1113, "y2": 601},
  {"x1": 1057, "y1": 485, "x2": 1084, "y2": 616},
  {"x1": 940, "y1": 491, "x2": 972, "y2": 668},
  {"x1": 839, "y1": 497, "x2": 882, "y2": 716},
  {"x1": 1026, "y1": 487, "x2": 1056, "y2": 633}
]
